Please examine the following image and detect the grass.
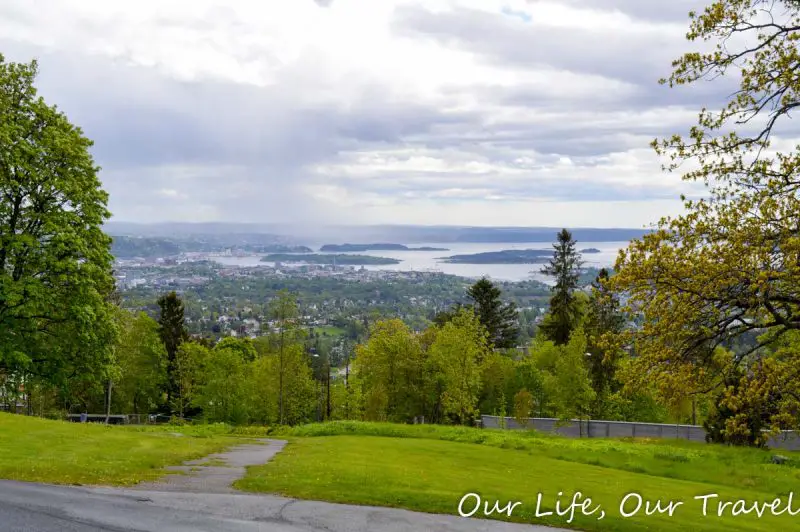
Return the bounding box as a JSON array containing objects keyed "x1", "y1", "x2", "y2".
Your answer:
[
  {"x1": 309, "y1": 325, "x2": 347, "y2": 337},
  {"x1": 0, "y1": 413, "x2": 242, "y2": 486},
  {"x1": 237, "y1": 422, "x2": 800, "y2": 531}
]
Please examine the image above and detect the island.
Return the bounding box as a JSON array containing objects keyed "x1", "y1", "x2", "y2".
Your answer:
[
  {"x1": 580, "y1": 248, "x2": 601, "y2": 254},
  {"x1": 320, "y1": 243, "x2": 449, "y2": 252},
  {"x1": 439, "y1": 249, "x2": 552, "y2": 264},
  {"x1": 260, "y1": 253, "x2": 401, "y2": 265}
]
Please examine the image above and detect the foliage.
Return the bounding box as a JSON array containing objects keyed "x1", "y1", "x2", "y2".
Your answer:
[
  {"x1": 0, "y1": 54, "x2": 117, "y2": 390},
  {"x1": 353, "y1": 319, "x2": 425, "y2": 422},
  {"x1": 512, "y1": 389, "x2": 534, "y2": 427},
  {"x1": 539, "y1": 229, "x2": 584, "y2": 345},
  {"x1": 610, "y1": 0, "x2": 800, "y2": 438},
  {"x1": 550, "y1": 331, "x2": 596, "y2": 425},
  {"x1": 111, "y1": 310, "x2": 166, "y2": 415},
  {"x1": 428, "y1": 309, "x2": 489, "y2": 425},
  {"x1": 157, "y1": 291, "x2": 188, "y2": 412}
]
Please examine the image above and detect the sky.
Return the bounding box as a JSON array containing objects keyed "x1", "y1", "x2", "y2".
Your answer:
[{"x1": 0, "y1": 0, "x2": 723, "y2": 227}]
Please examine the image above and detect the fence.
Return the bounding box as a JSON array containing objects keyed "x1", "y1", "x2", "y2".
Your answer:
[{"x1": 481, "y1": 415, "x2": 800, "y2": 451}]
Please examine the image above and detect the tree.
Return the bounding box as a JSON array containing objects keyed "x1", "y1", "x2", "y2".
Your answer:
[
  {"x1": 194, "y1": 345, "x2": 250, "y2": 424},
  {"x1": 584, "y1": 268, "x2": 626, "y2": 411},
  {"x1": 214, "y1": 337, "x2": 257, "y2": 362},
  {"x1": 609, "y1": 0, "x2": 800, "y2": 435},
  {"x1": 112, "y1": 310, "x2": 167, "y2": 415},
  {"x1": 353, "y1": 319, "x2": 426, "y2": 422},
  {"x1": 539, "y1": 229, "x2": 584, "y2": 345},
  {"x1": 173, "y1": 342, "x2": 208, "y2": 419},
  {"x1": 513, "y1": 389, "x2": 534, "y2": 428},
  {"x1": 428, "y1": 308, "x2": 490, "y2": 425},
  {"x1": 466, "y1": 278, "x2": 520, "y2": 349},
  {"x1": 157, "y1": 291, "x2": 188, "y2": 413},
  {"x1": 0, "y1": 54, "x2": 117, "y2": 392},
  {"x1": 551, "y1": 331, "x2": 596, "y2": 432},
  {"x1": 266, "y1": 290, "x2": 305, "y2": 424}
]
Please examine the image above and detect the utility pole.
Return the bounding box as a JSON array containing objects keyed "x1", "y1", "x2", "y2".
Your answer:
[
  {"x1": 105, "y1": 379, "x2": 112, "y2": 424},
  {"x1": 326, "y1": 356, "x2": 331, "y2": 420}
]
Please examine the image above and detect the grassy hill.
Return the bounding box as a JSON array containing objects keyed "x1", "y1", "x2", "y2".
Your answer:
[
  {"x1": 0, "y1": 413, "x2": 244, "y2": 485},
  {"x1": 237, "y1": 422, "x2": 800, "y2": 532}
]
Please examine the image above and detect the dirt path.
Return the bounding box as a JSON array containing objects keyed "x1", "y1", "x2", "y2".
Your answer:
[{"x1": 132, "y1": 438, "x2": 287, "y2": 493}]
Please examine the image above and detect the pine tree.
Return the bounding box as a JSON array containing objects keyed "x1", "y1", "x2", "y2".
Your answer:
[
  {"x1": 466, "y1": 277, "x2": 520, "y2": 349},
  {"x1": 539, "y1": 229, "x2": 584, "y2": 345},
  {"x1": 157, "y1": 291, "x2": 188, "y2": 413}
]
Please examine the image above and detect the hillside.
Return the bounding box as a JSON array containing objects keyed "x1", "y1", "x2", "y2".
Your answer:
[{"x1": 240, "y1": 422, "x2": 800, "y2": 532}]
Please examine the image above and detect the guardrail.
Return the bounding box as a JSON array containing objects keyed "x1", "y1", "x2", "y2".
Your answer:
[{"x1": 481, "y1": 415, "x2": 800, "y2": 451}]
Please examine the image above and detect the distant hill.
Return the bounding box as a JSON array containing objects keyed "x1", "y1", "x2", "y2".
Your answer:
[
  {"x1": 104, "y1": 222, "x2": 649, "y2": 245},
  {"x1": 320, "y1": 243, "x2": 449, "y2": 252},
  {"x1": 111, "y1": 236, "x2": 182, "y2": 259}
]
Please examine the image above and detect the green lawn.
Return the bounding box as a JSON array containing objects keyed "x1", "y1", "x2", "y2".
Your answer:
[
  {"x1": 0, "y1": 413, "x2": 241, "y2": 486},
  {"x1": 310, "y1": 326, "x2": 346, "y2": 337},
  {"x1": 237, "y1": 422, "x2": 800, "y2": 531}
]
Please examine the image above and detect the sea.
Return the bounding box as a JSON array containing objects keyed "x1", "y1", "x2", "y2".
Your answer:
[{"x1": 212, "y1": 241, "x2": 631, "y2": 283}]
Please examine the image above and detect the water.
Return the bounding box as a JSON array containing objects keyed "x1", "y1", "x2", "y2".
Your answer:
[{"x1": 212, "y1": 241, "x2": 630, "y2": 282}]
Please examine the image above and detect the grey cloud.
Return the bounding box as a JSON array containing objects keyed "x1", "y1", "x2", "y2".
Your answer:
[
  {"x1": 392, "y1": 5, "x2": 685, "y2": 87},
  {"x1": 554, "y1": 0, "x2": 705, "y2": 23}
]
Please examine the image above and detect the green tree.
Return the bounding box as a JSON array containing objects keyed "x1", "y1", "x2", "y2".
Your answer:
[
  {"x1": 551, "y1": 331, "x2": 596, "y2": 431},
  {"x1": 0, "y1": 54, "x2": 117, "y2": 392},
  {"x1": 429, "y1": 309, "x2": 489, "y2": 425},
  {"x1": 609, "y1": 0, "x2": 800, "y2": 436},
  {"x1": 466, "y1": 277, "x2": 520, "y2": 349},
  {"x1": 157, "y1": 291, "x2": 188, "y2": 413},
  {"x1": 265, "y1": 290, "x2": 305, "y2": 424},
  {"x1": 539, "y1": 229, "x2": 584, "y2": 345},
  {"x1": 173, "y1": 342, "x2": 208, "y2": 418},
  {"x1": 513, "y1": 389, "x2": 534, "y2": 428},
  {"x1": 214, "y1": 336, "x2": 257, "y2": 362},
  {"x1": 248, "y1": 342, "x2": 315, "y2": 425},
  {"x1": 194, "y1": 345, "x2": 250, "y2": 424},
  {"x1": 353, "y1": 319, "x2": 426, "y2": 422},
  {"x1": 112, "y1": 310, "x2": 167, "y2": 415}
]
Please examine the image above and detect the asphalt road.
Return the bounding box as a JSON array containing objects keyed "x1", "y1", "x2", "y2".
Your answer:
[{"x1": 0, "y1": 481, "x2": 564, "y2": 532}]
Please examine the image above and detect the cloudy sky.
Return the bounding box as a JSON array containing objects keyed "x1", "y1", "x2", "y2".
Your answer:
[{"x1": 0, "y1": 0, "x2": 718, "y2": 227}]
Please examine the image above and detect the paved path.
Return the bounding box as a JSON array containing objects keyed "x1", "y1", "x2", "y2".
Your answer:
[
  {"x1": 132, "y1": 438, "x2": 286, "y2": 493},
  {"x1": 0, "y1": 438, "x2": 565, "y2": 532}
]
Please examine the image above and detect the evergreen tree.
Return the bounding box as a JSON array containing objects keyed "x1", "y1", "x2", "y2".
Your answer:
[
  {"x1": 585, "y1": 268, "x2": 625, "y2": 401},
  {"x1": 157, "y1": 291, "x2": 188, "y2": 413},
  {"x1": 539, "y1": 229, "x2": 584, "y2": 345},
  {"x1": 466, "y1": 277, "x2": 520, "y2": 349}
]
